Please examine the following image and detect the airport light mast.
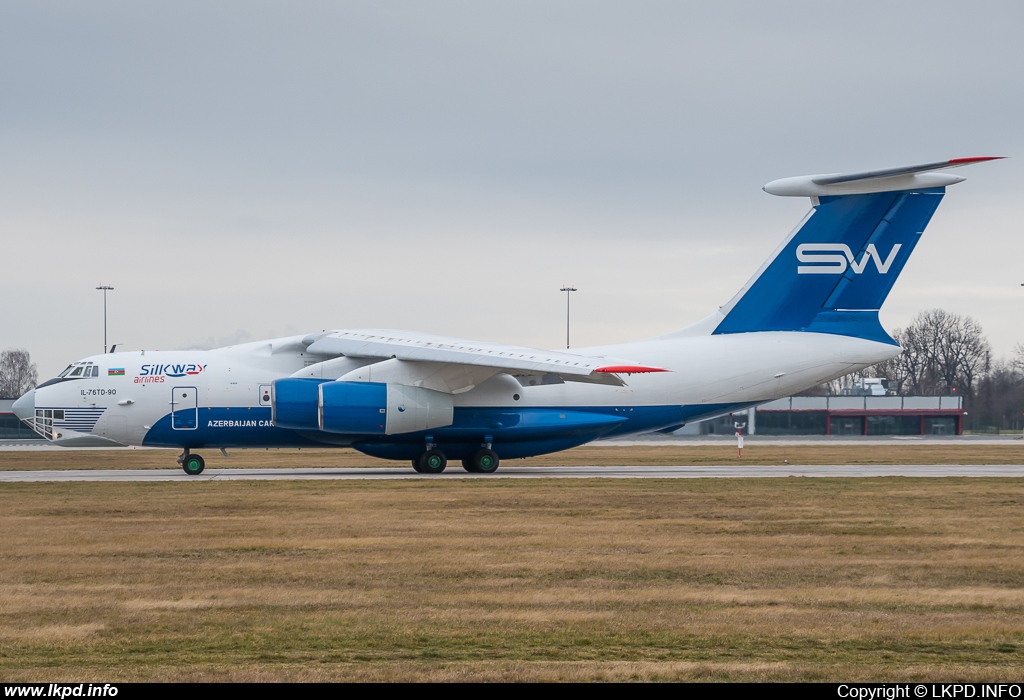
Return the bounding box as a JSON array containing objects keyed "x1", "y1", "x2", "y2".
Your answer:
[
  {"x1": 560, "y1": 285, "x2": 577, "y2": 349},
  {"x1": 95, "y1": 284, "x2": 114, "y2": 354}
]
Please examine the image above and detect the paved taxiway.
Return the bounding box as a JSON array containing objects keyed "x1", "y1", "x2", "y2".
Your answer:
[{"x1": 2, "y1": 465, "x2": 1023, "y2": 482}]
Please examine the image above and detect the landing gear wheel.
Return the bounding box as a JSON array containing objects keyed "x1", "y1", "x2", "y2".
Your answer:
[
  {"x1": 182, "y1": 453, "x2": 205, "y2": 476},
  {"x1": 417, "y1": 449, "x2": 447, "y2": 474},
  {"x1": 471, "y1": 448, "x2": 499, "y2": 474},
  {"x1": 412, "y1": 459, "x2": 424, "y2": 473},
  {"x1": 462, "y1": 457, "x2": 480, "y2": 473}
]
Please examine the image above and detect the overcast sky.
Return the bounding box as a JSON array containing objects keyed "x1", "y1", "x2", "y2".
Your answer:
[{"x1": 1, "y1": 1, "x2": 1021, "y2": 380}]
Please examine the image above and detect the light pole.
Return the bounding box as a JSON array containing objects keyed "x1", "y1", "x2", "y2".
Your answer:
[
  {"x1": 559, "y1": 285, "x2": 577, "y2": 349},
  {"x1": 96, "y1": 285, "x2": 114, "y2": 353}
]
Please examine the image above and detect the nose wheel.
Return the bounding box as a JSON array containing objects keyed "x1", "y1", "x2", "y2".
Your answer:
[{"x1": 178, "y1": 450, "x2": 206, "y2": 476}]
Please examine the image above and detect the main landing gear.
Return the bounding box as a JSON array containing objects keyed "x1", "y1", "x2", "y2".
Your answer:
[
  {"x1": 412, "y1": 438, "x2": 501, "y2": 475},
  {"x1": 178, "y1": 449, "x2": 205, "y2": 476},
  {"x1": 462, "y1": 448, "x2": 499, "y2": 473},
  {"x1": 413, "y1": 448, "x2": 447, "y2": 474}
]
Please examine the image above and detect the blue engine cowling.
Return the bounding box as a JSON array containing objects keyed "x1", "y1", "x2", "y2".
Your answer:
[
  {"x1": 271, "y1": 378, "x2": 330, "y2": 430},
  {"x1": 273, "y1": 379, "x2": 455, "y2": 436},
  {"x1": 320, "y1": 382, "x2": 454, "y2": 435},
  {"x1": 319, "y1": 381, "x2": 389, "y2": 434}
]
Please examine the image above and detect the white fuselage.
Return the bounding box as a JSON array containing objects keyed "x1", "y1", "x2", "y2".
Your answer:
[{"x1": 25, "y1": 328, "x2": 897, "y2": 451}]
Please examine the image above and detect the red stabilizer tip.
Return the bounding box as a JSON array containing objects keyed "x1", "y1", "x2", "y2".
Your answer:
[
  {"x1": 594, "y1": 365, "x2": 669, "y2": 374},
  {"x1": 948, "y1": 156, "x2": 1005, "y2": 164}
]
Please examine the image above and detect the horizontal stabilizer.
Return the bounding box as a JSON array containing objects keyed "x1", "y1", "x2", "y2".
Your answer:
[{"x1": 764, "y1": 157, "x2": 1003, "y2": 197}]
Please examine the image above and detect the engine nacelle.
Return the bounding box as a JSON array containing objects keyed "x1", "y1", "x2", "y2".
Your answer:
[
  {"x1": 271, "y1": 378, "x2": 330, "y2": 430},
  {"x1": 319, "y1": 382, "x2": 454, "y2": 435}
]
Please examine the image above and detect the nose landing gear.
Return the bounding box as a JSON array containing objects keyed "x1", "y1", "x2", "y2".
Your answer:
[{"x1": 178, "y1": 449, "x2": 206, "y2": 476}]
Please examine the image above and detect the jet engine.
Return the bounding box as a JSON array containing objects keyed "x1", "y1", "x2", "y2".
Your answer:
[
  {"x1": 271, "y1": 378, "x2": 329, "y2": 430},
  {"x1": 319, "y1": 381, "x2": 453, "y2": 435},
  {"x1": 271, "y1": 378, "x2": 453, "y2": 435}
]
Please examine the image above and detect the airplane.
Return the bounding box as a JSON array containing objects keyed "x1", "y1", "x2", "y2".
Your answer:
[{"x1": 12, "y1": 157, "x2": 1001, "y2": 475}]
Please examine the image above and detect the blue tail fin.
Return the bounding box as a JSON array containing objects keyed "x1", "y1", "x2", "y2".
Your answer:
[{"x1": 713, "y1": 188, "x2": 945, "y2": 344}]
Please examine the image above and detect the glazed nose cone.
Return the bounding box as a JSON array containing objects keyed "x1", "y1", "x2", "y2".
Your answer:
[{"x1": 12, "y1": 389, "x2": 34, "y2": 422}]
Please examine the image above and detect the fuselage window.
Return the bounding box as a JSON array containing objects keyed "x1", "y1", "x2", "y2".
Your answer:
[
  {"x1": 90, "y1": 366, "x2": 99, "y2": 377},
  {"x1": 70, "y1": 366, "x2": 84, "y2": 377}
]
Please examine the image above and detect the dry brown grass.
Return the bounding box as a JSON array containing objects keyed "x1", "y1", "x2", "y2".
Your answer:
[
  {"x1": 1, "y1": 477, "x2": 1023, "y2": 681},
  {"x1": 1, "y1": 442, "x2": 1022, "y2": 472}
]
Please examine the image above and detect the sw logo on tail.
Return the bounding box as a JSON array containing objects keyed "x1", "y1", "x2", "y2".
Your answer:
[{"x1": 796, "y1": 243, "x2": 902, "y2": 275}]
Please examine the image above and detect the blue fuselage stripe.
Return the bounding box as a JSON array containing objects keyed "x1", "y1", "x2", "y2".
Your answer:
[{"x1": 140, "y1": 402, "x2": 753, "y2": 456}]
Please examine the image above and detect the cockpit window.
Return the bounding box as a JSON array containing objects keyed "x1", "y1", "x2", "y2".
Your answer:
[{"x1": 52, "y1": 362, "x2": 96, "y2": 382}]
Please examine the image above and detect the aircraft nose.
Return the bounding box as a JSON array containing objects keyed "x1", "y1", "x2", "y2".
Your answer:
[{"x1": 12, "y1": 390, "x2": 35, "y2": 422}]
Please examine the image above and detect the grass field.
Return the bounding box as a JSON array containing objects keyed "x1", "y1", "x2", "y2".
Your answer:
[{"x1": 1, "y1": 445, "x2": 1023, "y2": 681}]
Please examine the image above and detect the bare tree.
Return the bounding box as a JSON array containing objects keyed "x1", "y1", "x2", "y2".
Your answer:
[
  {"x1": 0, "y1": 349, "x2": 38, "y2": 398},
  {"x1": 859, "y1": 325, "x2": 934, "y2": 395},
  {"x1": 910, "y1": 309, "x2": 990, "y2": 398},
  {"x1": 870, "y1": 327, "x2": 918, "y2": 394},
  {"x1": 1013, "y1": 343, "x2": 1024, "y2": 374},
  {"x1": 873, "y1": 310, "x2": 991, "y2": 398},
  {"x1": 925, "y1": 310, "x2": 957, "y2": 391},
  {"x1": 951, "y1": 317, "x2": 991, "y2": 400},
  {"x1": 975, "y1": 359, "x2": 1024, "y2": 430},
  {"x1": 816, "y1": 310, "x2": 993, "y2": 399}
]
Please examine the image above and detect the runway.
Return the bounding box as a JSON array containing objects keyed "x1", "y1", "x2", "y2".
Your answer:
[
  {"x1": 2, "y1": 464, "x2": 1023, "y2": 482},
  {"x1": 3, "y1": 434, "x2": 1024, "y2": 451}
]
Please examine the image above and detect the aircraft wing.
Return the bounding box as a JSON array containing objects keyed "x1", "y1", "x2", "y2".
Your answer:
[{"x1": 302, "y1": 329, "x2": 666, "y2": 389}]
